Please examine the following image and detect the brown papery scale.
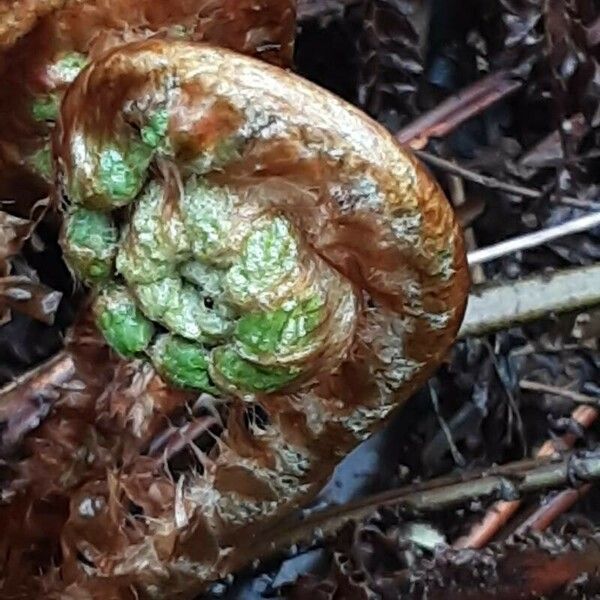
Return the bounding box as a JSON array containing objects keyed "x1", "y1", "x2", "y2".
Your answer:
[{"x1": 11, "y1": 40, "x2": 468, "y2": 598}]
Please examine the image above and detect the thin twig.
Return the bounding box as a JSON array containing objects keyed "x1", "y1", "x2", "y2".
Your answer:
[
  {"x1": 515, "y1": 484, "x2": 592, "y2": 534},
  {"x1": 459, "y1": 264, "x2": 600, "y2": 338},
  {"x1": 418, "y1": 150, "x2": 542, "y2": 198},
  {"x1": 147, "y1": 416, "x2": 218, "y2": 464},
  {"x1": 396, "y1": 70, "x2": 523, "y2": 148},
  {"x1": 419, "y1": 148, "x2": 598, "y2": 209},
  {"x1": 429, "y1": 382, "x2": 465, "y2": 467},
  {"x1": 453, "y1": 405, "x2": 598, "y2": 549},
  {"x1": 510, "y1": 380, "x2": 600, "y2": 536},
  {"x1": 467, "y1": 211, "x2": 600, "y2": 265},
  {"x1": 297, "y1": 0, "x2": 359, "y2": 20},
  {"x1": 447, "y1": 174, "x2": 486, "y2": 283},
  {"x1": 520, "y1": 380, "x2": 600, "y2": 407},
  {"x1": 225, "y1": 449, "x2": 600, "y2": 571}
]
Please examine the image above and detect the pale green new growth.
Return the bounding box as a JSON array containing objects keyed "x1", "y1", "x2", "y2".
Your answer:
[
  {"x1": 31, "y1": 52, "x2": 87, "y2": 125},
  {"x1": 180, "y1": 178, "x2": 236, "y2": 265},
  {"x1": 150, "y1": 334, "x2": 215, "y2": 391},
  {"x1": 225, "y1": 217, "x2": 300, "y2": 309},
  {"x1": 117, "y1": 182, "x2": 190, "y2": 284},
  {"x1": 32, "y1": 94, "x2": 59, "y2": 122},
  {"x1": 97, "y1": 142, "x2": 153, "y2": 207},
  {"x1": 63, "y1": 208, "x2": 118, "y2": 283},
  {"x1": 94, "y1": 285, "x2": 155, "y2": 357},
  {"x1": 163, "y1": 283, "x2": 232, "y2": 342},
  {"x1": 134, "y1": 278, "x2": 232, "y2": 343},
  {"x1": 211, "y1": 347, "x2": 300, "y2": 394},
  {"x1": 47, "y1": 52, "x2": 88, "y2": 84},
  {"x1": 180, "y1": 261, "x2": 228, "y2": 299},
  {"x1": 141, "y1": 109, "x2": 170, "y2": 149},
  {"x1": 62, "y1": 93, "x2": 359, "y2": 396},
  {"x1": 235, "y1": 295, "x2": 325, "y2": 363}
]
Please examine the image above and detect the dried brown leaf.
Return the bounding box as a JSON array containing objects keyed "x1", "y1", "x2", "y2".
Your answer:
[
  {"x1": 0, "y1": 275, "x2": 62, "y2": 324},
  {"x1": 358, "y1": 0, "x2": 428, "y2": 128}
]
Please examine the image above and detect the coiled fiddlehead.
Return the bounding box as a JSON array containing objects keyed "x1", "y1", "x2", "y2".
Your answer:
[{"x1": 53, "y1": 39, "x2": 469, "y2": 593}]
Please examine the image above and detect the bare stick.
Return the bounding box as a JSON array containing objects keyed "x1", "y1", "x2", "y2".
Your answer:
[
  {"x1": 467, "y1": 212, "x2": 600, "y2": 265},
  {"x1": 516, "y1": 484, "x2": 592, "y2": 534},
  {"x1": 510, "y1": 381, "x2": 600, "y2": 536},
  {"x1": 453, "y1": 405, "x2": 598, "y2": 549},
  {"x1": 418, "y1": 150, "x2": 542, "y2": 198},
  {"x1": 459, "y1": 264, "x2": 600, "y2": 338},
  {"x1": 447, "y1": 175, "x2": 486, "y2": 284},
  {"x1": 147, "y1": 416, "x2": 217, "y2": 463},
  {"x1": 227, "y1": 449, "x2": 600, "y2": 570},
  {"x1": 520, "y1": 380, "x2": 600, "y2": 407},
  {"x1": 396, "y1": 71, "x2": 523, "y2": 148}
]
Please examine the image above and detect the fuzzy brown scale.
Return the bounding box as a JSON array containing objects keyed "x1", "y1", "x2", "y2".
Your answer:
[{"x1": 21, "y1": 38, "x2": 468, "y2": 598}]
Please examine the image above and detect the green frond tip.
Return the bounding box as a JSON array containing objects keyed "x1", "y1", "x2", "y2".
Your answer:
[
  {"x1": 97, "y1": 141, "x2": 153, "y2": 207},
  {"x1": 94, "y1": 285, "x2": 155, "y2": 357},
  {"x1": 211, "y1": 347, "x2": 300, "y2": 394},
  {"x1": 32, "y1": 93, "x2": 59, "y2": 122},
  {"x1": 150, "y1": 334, "x2": 216, "y2": 392},
  {"x1": 63, "y1": 208, "x2": 118, "y2": 283},
  {"x1": 141, "y1": 109, "x2": 170, "y2": 148},
  {"x1": 48, "y1": 52, "x2": 88, "y2": 84},
  {"x1": 225, "y1": 216, "x2": 300, "y2": 309},
  {"x1": 235, "y1": 295, "x2": 325, "y2": 360},
  {"x1": 180, "y1": 261, "x2": 228, "y2": 299}
]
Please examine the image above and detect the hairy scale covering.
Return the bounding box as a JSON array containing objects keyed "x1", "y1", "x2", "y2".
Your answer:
[{"x1": 40, "y1": 38, "x2": 469, "y2": 596}]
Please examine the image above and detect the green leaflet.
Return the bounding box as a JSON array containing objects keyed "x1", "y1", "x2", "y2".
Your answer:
[
  {"x1": 97, "y1": 141, "x2": 154, "y2": 207},
  {"x1": 180, "y1": 260, "x2": 227, "y2": 299},
  {"x1": 116, "y1": 182, "x2": 190, "y2": 284},
  {"x1": 165, "y1": 283, "x2": 232, "y2": 341},
  {"x1": 116, "y1": 234, "x2": 173, "y2": 285},
  {"x1": 141, "y1": 109, "x2": 170, "y2": 149},
  {"x1": 32, "y1": 53, "x2": 87, "y2": 123},
  {"x1": 32, "y1": 93, "x2": 59, "y2": 122},
  {"x1": 96, "y1": 109, "x2": 171, "y2": 205},
  {"x1": 211, "y1": 347, "x2": 299, "y2": 394},
  {"x1": 133, "y1": 277, "x2": 182, "y2": 322},
  {"x1": 150, "y1": 334, "x2": 215, "y2": 391},
  {"x1": 180, "y1": 179, "x2": 236, "y2": 265},
  {"x1": 180, "y1": 260, "x2": 236, "y2": 320},
  {"x1": 235, "y1": 295, "x2": 325, "y2": 361},
  {"x1": 63, "y1": 208, "x2": 118, "y2": 283},
  {"x1": 134, "y1": 279, "x2": 232, "y2": 342},
  {"x1": 94, "y1": 285, "x2": 154, "y2": 357},
  {"x1": 225, "y1": 216, "x2": 300, "y2": 309},
  {"x1": 71, "y1": 112, "x2": 170, "y2": 211},
  {"x1": 47, "y1": 52, "x2": 88, "y2": 84}
]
